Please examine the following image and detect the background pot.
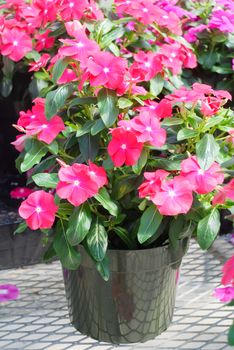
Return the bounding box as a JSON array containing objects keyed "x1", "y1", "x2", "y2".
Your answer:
[{"x1": 63, "y1": 238, "x2": 189, "y2": 344}]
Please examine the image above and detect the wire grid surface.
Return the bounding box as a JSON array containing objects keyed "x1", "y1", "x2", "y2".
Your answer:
[{"x1": 0, "y1": 239, "x2": 233, "y2": 350}]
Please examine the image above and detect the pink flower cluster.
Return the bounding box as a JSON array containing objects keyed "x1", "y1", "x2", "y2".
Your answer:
[
  {"x1": 19, "y1": 162, "x2": 107, "y2": 229},
  {"x1": 167, "y1": 83, "x2": 232, "y2": 116},
  {"x1": 138, "y1": 156, "x2": 224, "y2": 216},
  {"x1": 57, "y1": 22, "x2": 196, "y2": 94},
  {"x1": 0, "y1": 0, "x2": 102, "y2": 61},
  {"x1": 214, "y1": 256, "x2": 234, "y2": 303},
  {"x1": 12, "y1": 97, "x2": 65, "y2": 149},
  {"x1": 108, "y1": 100, "x2": 171, "y2": 167},
  {"x1": 56, "y1": 162, "x2": 107, "y2": 206},
  {"x1": 115, "y1": 0, "x2": 182, "y2": 35}
]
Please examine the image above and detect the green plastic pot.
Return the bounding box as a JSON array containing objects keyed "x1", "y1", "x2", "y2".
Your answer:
[{"x1": 63, "y1": 238, "x2": 189, "y2": 344}]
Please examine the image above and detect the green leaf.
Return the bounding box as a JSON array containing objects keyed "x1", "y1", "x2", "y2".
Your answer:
[
  {"x1": 150, "y1": 74, "x2": 164, "y2": 96},
  {"x1": 196, "y1": 134, "x2": 220, "y2": 170},
  {"x1": 91, "y1": 119, "x2": 105, "y2": 135},
  {"x1": 197, "y1": 208, "x2": 220, "y2": 250},
  {"x1": 14, "y1": 221, "x2": 27, "y2": 234},
  {"x1": 21, "y1": 140, "x2": 47, "y2": 172},
  {"x1": 161, "y1": 118, "x2": 183, "y2": 126},
  {"x1": 2, "y1": 56, "x2": 14, "y2": 78},
  {"x1": 53, "y1": 221, "x2": 81, "y2": 270},
  {"x1": 43, "y1": 242, "x2": 57, "y2": 262},
  {"x1": 112, "y1": 174, "x2": 140, "y2": 200},
  {"x1": 66, "y1": 204, "x2": 92, "y2": 246},
  {"x1": 153, "y1": 158, "x2": 181, "y2": 171},
  {"x1": 169, "y1": 216, "x2": 185, "y2": 250},
  {"x1": 202, "y1": 116, "x2": 224, "y2": 132},
  {"x1": 47, "y1": 140, "x2": 58, "y2": 154},
  {"x1": 45, "y1": 85, "x2": 73, "y2": 119},
  {"x1": 52, "y1": 58, "x2": 69, "y2": 83},
  {"x1": 94, "y1": 187, "x2": 118, "y2": 216},
  {"x1": 25, "y1": 50, "x2": 41, "y2": 61},
  {"x1": 132, "y1": 148, "x2": 148, "y2": 174},
  {"x1": 118, "y1": 97, "x2": 133, "y2": 109},
  {"x1": 97, "y1": 88, "x2": 119, "y2": 127},
  {"x1": 177, "y1": 128, "x2": 198, "y2": 141},
  {"x1": 100, "y1": 27, "x2": 125, "y2": 48},
  {"x1": 228, "y1": 324, "x2": 234, "y2": 346},
  {"x1": 30, "y1": 156, "x2": 56, "y2": 177},
  {"x1": 86, "y1": 219, "x2": 108, "y2": 261},
  {"x1": 78, "y1": 133, "x2": 99, "y2": 162},
  {"x1": 0, "y1": 77, "x2": 13, "y2": 97},
  {"x1": 113, "y1": 227, "x2": 135, "y2": 249},
  {"x1": 137, "y1": 205, "x2": 163, "y2": 244},
  {"x1": 76, "y1": 120, "x2": 95, "y2": 137},
  {"x1": 95, "y1": 255, "x2": 110, "y2": 281},
  {"x1": 68, "y1": 96, "x2": 97, "y2": 109},
  {"x1": 32, "y1": 173, "x2": 58, "y2": 188}
]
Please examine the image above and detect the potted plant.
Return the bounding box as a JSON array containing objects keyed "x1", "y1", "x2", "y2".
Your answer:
[{"x1": 5, "y1": 0, "x2": 234, "y2": 344}]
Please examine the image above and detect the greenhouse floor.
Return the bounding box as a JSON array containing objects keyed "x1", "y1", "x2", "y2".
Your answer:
[{"x1": 0, "y1": 239, "x2": 233, "y2": 350}]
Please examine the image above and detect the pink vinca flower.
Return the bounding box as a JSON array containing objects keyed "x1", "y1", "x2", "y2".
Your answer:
[
  {"x1": 19, "y1": 190, "x2": 58, "y2": 230},
  {"x1": 1, "y1": 28, "x2": 32, "y2": 61},
  {"x1": 130, "y1": 111, "x2": 167, "y2": 147},
  {"x1": 28, "y1": 53, "x2": 50, "y2": 72},
  {"x1": 10, "y1": 187, "x2": 33, "y2": 199},
  {"x1": 88, "y1": 161, "x2": 108, "y2": 188},
  {"x1": 209, "y1": 10, "x2": 234, "y2": 33},
  {"x1": 138, "y1": 169, "x2": 169, "y2": 198},
  {"x1": 108, "y1": 128, "x2": 143, "y2": 167},
  {"x1": 213, "y1": 179, "x2": 234, "y2": 205},
  {"x1": 56, "y1": 163, "x2": 106, "y2": 206},
  {"x1": 181, "y1": 156, "x2": 224, "y2": 194},
  {"x1": 87, "y1": 52, "x2": 127, "y2": 90},
  {"x1": 59, "y1": 27, "x2": 99, "y2": 64},
  {"x1": 131, "y1": 51, "x2": 162, "y2": 81},
  {"x1": 152, "y1": 175, "x2": 193, "y2": 216},
  {"x1": 11, "y1": 134, "x2": 30, "y2": 152},
  {"x1": 57, "y1": 68, "x2": 77, "y2": 84},
  {"x1": 35, "y1": 30, "x2": 55, "y2": 52},
  {"x1": 25, "y1": 114, "x2": 65, "y2": 144},
  {"x1": 221, "y1": 256, "x2": 234, "y2": 287},
  {"x1": 59, "y1": 0, "x2": 89, "y2": 21},
  {"x1": 213, "y1": 287, "x2": 234, "y2": 303},
  {"x1": 0, "y1": 284, "x2": 19, "y2": 303},
  {"x1": 136, "y1": 99, "x2": 172, "y2": 120}
]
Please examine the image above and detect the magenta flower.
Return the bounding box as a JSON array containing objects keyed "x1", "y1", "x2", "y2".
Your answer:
[
  {"x1": 151, "y1": 176, "x2": 193, "y2": 216},
  {"x1": 213, "y1": 287, "x2": 234, "y2": 303},
  {"x1": 138, "y1": 170, "x2": 169, "y2": 199},
  {"x1": 181, "y1": 156, "x2": 224, "y2": 194},
  {"x1": 56, "y1": 163, "x2": 106, "y2": 206},
  {"x1": 59, "y1": 0, "x2": 89, "y2": 21},
  {"x1": 19, "y1": 191, "x2": 58, "y2": 230},
  {"x1": 10, "y1": 187, "x2": 33, "y2": 199},
  {"x1": 0, "y1": 284, "x2": 19, "y2": 303},
  {"x1": 209, "y1": 10, "x2": 234, "y2": 33},
  {"x1": 213, "y1": 179, "x2": 234, "y2": 205},
  {"x1": 108, "y1": 128, "x2": 143, "y2": 167},
  {"x1": 130, "y1": 111, "x2": 167, "y2": 148},
  {"x1": 1, "y1": 27, "x2": 32, "y2": 62},
  {"x1": 87, "y1": 51, "x2": 127, "y2": 90},
  {"x1": 35, "y1": 30, "x2": 55, "y2": 52},
  {"x1": 222, "y1": 256, "x2": 234, "y2": 287},
  {"x1": 28, "y1": 53, "x2": 50, "y2": 72}
]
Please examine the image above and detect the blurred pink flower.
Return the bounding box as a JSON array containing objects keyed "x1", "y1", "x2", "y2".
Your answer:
[
  {"x1": 213, "y1": 287, "x2": 234, "y2": 303},
  {"x1": 10, "y1": 187, "x2": 33, "y2": 199},
  {"x1": 0, "y1": 284, "x2": 19, "y2": 302}
]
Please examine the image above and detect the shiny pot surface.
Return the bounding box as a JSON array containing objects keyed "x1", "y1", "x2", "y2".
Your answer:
[{"x1": 63, "y1": 239, "x2": 188, "y2": 344}]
